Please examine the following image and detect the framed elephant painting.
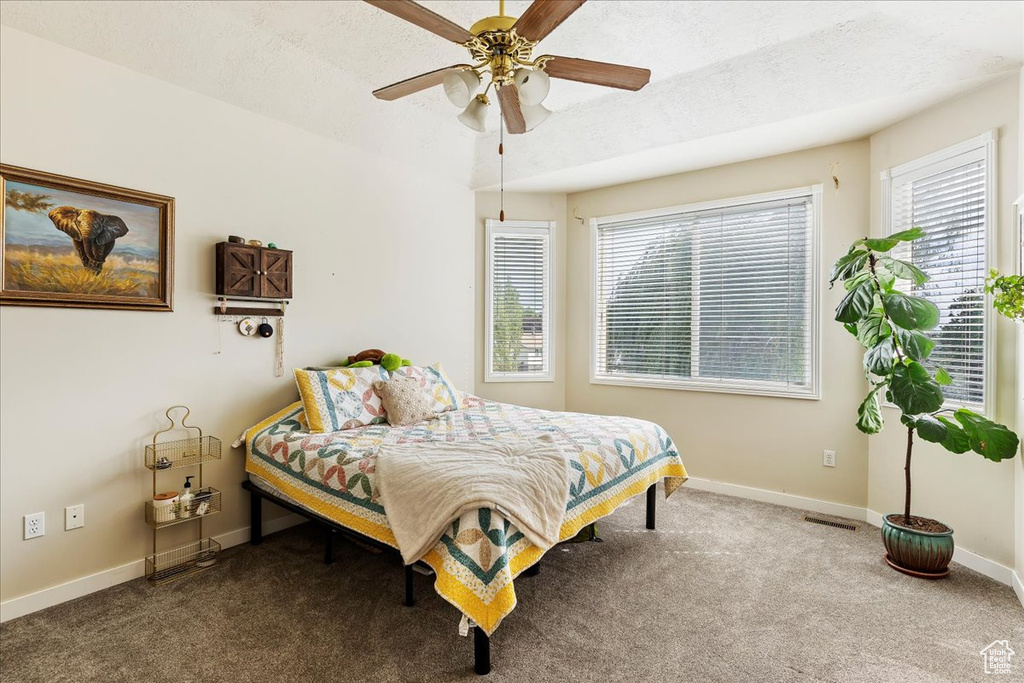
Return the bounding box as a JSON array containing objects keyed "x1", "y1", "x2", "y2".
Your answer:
[{"x1": 0, "y1": 164, "x2": 174, "y2": 310}]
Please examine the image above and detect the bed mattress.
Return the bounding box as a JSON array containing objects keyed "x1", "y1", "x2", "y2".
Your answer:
[{"x1": 245, "y1": 396, "x2": 687, "y2": 634}]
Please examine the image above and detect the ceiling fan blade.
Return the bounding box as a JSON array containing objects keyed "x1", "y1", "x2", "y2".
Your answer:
[
  {"x1": 373, "y1": 66, "x2": 460, "y2": 101},
  {"x1": 364, "y1": 0, "x2": 473, "y2": 44},
  {"x1": 498, "y1": 85, "x2": 527, "y2": 134},
  {"x1": 513, "y1": 0, "x2": 586, "y2": 42},
  {"x1": 543, "y1": 56, "x2": 650, "y2": 90}
]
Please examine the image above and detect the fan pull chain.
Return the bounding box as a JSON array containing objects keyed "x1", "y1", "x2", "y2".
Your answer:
[{"x1": 499, "y1": 109, "x2": 505, "y2": 222}]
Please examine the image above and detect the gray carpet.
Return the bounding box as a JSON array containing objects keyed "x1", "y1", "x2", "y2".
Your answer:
[{"x1": 2, "y1": 489, "x2": 1022, "y2": 682}]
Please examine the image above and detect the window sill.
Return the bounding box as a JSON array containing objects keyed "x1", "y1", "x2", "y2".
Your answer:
[
  {"x1": 484, "y1": 374, "x2": 555, "y2": 384},
  {"x1": 589, "y1": 375, "x2": 820, "y2": 400}
]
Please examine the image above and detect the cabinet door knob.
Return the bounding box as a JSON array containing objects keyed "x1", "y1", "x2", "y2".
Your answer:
[{"x1": 256, "y1": 270, "x2": 262, "y2": 275}]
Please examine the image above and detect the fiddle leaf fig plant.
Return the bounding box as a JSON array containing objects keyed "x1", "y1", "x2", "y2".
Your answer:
[{"x1": 830, "y1": 229, "x2": 1019, "y2": 526}]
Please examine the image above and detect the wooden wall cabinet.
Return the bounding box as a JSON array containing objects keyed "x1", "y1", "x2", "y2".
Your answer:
[{"x1": 216, "y1": 242, "x2": 292, "y2": 299}]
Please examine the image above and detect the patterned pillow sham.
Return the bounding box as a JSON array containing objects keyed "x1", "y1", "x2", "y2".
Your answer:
[
  {"x1": 294, "y1": 365, "x2": 390, "y2": 433},
  {"x1": 390, "y1": 363, "x2": 460, "y2": 414}
]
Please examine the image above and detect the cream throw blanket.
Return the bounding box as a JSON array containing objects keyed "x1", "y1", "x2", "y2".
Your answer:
[{"x1": 375, "y1": 435, "x2": 571, "y2": 565}]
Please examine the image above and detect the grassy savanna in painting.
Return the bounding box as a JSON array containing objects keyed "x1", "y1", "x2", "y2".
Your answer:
[
  {"x1": 3, "y1": 180, "x2": 162, "y2": 299},
  {"x1": 3, "y1": 245, "x2": 159, "y2": 296}
]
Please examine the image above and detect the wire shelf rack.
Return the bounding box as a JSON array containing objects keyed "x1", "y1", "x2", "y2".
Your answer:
[
  {"x1": 146, "y1": 538, "x2": 221, "y2": 585},
  {"x1": 145, "y1": 487, "x2": 222, "y2": 529},
  {"x1": 145, "y1": 435, "x2": 221, "y2": 471}
]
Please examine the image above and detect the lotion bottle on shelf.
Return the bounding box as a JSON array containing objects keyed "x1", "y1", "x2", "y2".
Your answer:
[{"x1": 179, "y1": 475, "x2": 195, "y2": 518}]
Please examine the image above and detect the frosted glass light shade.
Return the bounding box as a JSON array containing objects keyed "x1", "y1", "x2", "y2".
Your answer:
[
  {"x1": 514, "y1": 68, "x2": 550, "y2": 107},
  {"x1": 443, "y1": 70, "x2": 481, "y2": 108},
  {"x1": 457, "y1": 95, "x2": 489, "y2": 132},
  {"x1": 522, "y1": 102, "x2": 551, "y2": 131}
]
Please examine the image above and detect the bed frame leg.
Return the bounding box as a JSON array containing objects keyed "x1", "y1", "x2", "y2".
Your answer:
[
  {"x1": 646, "y1": 483, "x2": 656, "y2": 530},
  {"x1": 324, "y1": 528, "x2": 334, "y2": 565},
  {"x1": 404, "y1": 565, "x2": 415, "y2": 607},
  {"x1": 474, "y1": 627, "x2": 490, "y2": 675},
  {"x1": 250, "y1": 491, "x2": 264, "y2": 546}
]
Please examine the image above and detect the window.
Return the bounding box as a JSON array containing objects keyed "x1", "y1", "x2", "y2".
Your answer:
[
  {"x1": 591, "y1": 187, "x2": 821, "y2": 399},
  {"x1": 882, "y1": 132, "x2": 995, "y2": 412},
  {"x1": 485, "y1": 220, "x2": 553, "y2": 382}
]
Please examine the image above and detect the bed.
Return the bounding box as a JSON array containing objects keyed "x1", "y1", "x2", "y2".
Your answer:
[{"x1": 243, "y1": 394, "x2": 688, "y2": 674}]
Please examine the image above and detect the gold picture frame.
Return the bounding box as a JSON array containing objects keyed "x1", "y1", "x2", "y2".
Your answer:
[{"x1": 1, "y1": 164, "x2": 174, "y2": 311}]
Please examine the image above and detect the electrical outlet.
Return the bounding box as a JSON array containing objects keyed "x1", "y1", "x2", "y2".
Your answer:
[
  {"x1": 24, "y1": 512, "x2": 45, "y2": 539},
  {"x1": 823, "y1": 450, "x2": 837, "y2": 468},
  {"x1": 65, "y1": 504, "x2": 85, "y2": 531}
]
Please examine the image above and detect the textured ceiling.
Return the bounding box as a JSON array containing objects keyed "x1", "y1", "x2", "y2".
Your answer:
[{"x1": 1, "y1": 1, "x2": 1021, "y2": 192}]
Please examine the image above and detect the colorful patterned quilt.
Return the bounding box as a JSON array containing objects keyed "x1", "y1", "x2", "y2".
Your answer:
[{"x1": 245, "y1": 396, "x2": 688, "y2": 635}]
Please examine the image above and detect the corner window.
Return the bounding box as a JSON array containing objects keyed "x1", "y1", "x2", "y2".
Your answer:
[
  {"x1": 485, "y1": 220, "x2": 553, "y2": 382},
  {"x1": 881, "y1": 132, "x2": 995, "y2": 412},
  {"x1": 591, "y1": 187, "x2": 821, "y2": 399}
]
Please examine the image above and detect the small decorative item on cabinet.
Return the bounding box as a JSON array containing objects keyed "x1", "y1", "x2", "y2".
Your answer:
[{"x1": 144, "y1": 406, "x2": 222, "y2": 584}]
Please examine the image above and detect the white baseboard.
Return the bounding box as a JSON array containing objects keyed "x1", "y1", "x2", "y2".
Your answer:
[
  {"x1": 685, "y1": 477, "x2": 868, "y2": 521},
  {"x1": 1013, "y1": 571, "x2": 1024, "y2": 611},
  {"x1": 0, "y1": 513, "x2": 306, "y2": 624},
  {"x1": 685, "y1": 478, "x2": 1015, "y2": 589}
]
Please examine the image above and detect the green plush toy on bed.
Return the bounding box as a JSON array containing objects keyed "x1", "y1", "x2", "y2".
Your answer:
[{"x1": 338, "y1": 348, "x2": 413, "y2": 371}]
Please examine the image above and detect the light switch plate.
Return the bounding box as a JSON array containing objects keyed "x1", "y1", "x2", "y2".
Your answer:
[{"x1": 65, "y1": 504, "x2": 85, "y2": 530}]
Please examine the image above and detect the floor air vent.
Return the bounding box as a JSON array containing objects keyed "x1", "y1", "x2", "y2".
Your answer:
[{"x1": 802, "y1": 514, "x2": 859, "y2": 531}]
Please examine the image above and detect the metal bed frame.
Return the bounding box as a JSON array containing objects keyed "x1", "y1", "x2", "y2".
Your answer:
[{"x1": 242, "y1": 480, "x2": 658, "y2": 675}]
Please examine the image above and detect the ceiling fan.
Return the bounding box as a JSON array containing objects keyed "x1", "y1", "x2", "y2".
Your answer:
[{"x1": 364, "y1": 0, "x2": 651, "y2": 134}]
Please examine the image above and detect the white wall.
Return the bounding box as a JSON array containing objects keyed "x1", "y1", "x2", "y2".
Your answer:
[
  {"x1": 868, "y1": 75, "x2": 1020, "y2": 568},
  {"x1": 0, "y1": 27, "x2": 475, "y2": 604}
]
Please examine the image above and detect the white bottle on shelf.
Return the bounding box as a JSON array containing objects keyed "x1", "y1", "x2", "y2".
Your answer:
[{"x1": 178, "y1": 475, "x2": 195, "y2": 518}]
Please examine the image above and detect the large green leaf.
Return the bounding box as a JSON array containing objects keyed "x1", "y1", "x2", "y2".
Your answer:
[
  {"x1": 862, "y1": 236, "x2": 901, "y2": 252},
  {"x1": 864, "y1": 227, "x2": 926, "y2": 251},
  {"x1": 829, "y1": 250, "x2": 869, "y2": 287},
  {"x1": 889, "y1": 227, "x2": 926, "y2": 242},
  {"x1": 856, "y1": 386, "x2": 885, "y2": 434},
  {"x1": 883, "y1": 258, "x2": 929, "y2": 286},
  {"x1": 843, "y1": 271, "x2": 872, "y2": 291},
  {"x1": 915, "y1": 414, "x2": 947, "y2": 443},
  {"x1": 863, "y1": 338, "x2": 897, "y2": 376},
  {"x1": 856, "y1": 313, "x2": 891, "y2": 348},
  {"x1": 874, "y1": 265, "x2": 896, "y2": 293},
  {"x1": 835, "y1": 281, "x2": 875, "y2": 324},
  {"x1": 889, "y1": 361, "x2": 944, "y2": 415},
  {"x1": 894, "y1": 327, "x2": 935, "y2": 361},
  {"x1": 883, "y1": 292, "x2": 940, "y2": 330},
  {"x1": 954, "y1": 410, "x2": 1020, "y2": 462},
  {"x1": 934, "y1": 367, "x2": 952, "y2": 386},
  {"x1": 936, "y1": 416, "x2": 971, "y2": 454}
]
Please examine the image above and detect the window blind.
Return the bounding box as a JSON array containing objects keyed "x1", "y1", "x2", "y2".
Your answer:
[
  {"x1": 487, "y1": 222, "x2": 551, "y2": 380},
  {"x1": 593, "y1": 191, "x2": 817, "y2": 397},
  {"x1": 889, "y1": 149, "x2": 989, "y2": 409}
]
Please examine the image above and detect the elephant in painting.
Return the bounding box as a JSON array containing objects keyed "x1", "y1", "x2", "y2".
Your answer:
[{"x1": 48, "y1": 206, "x2": 129, "y2": 274}]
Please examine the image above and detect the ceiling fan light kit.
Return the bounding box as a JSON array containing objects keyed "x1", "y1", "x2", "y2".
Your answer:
[
  {"x1": 513, "y1": 67, "x2": 550, "y2": 107},
  {"x1": 521, "y1": 102, "x2": 552, "y2": 132},
  {"x1": 457, "y1": 94, "x2": 491, "y2": 133},
  {"x1": 366, "y1": 0, "x2": 651, "y2": 134},
  {"x1": 443, "y1": 69, "x2": 482, "y2": 108}
]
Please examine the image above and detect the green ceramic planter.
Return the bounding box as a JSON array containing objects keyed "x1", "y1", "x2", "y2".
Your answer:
[{"x1": 881, "y1": 514, "x2": 954, "y2": 578}]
